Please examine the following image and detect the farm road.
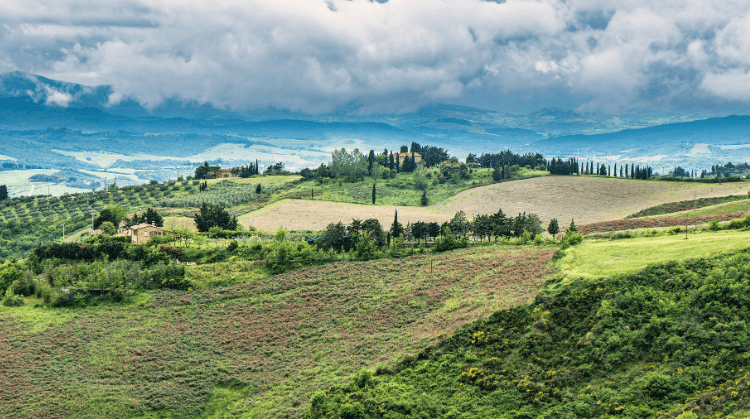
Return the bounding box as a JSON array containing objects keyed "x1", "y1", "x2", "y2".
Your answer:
[{"x1": 441, "y1": 176, "x2": 750, "y2": 224}]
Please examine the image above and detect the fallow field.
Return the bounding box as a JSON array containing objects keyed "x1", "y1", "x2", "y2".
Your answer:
[
  {"x1": 238, "y1": 199, "x2": 452, "y2": 232},
  {"x1": 442, "y1": 176, "x2": 750, "y2": 224},
  {"x1": 0, "y1": 246, "x2": 555, "y2": 419}
]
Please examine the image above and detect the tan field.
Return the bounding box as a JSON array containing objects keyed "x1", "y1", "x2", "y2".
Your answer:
[
  {"x1": 441, "y1": 176, "x2": 750, "y2": 224},
  {"x1": 238, "y1": 177, "x2": 750, "y2": 231},
  {"x1": 238, "y1": 199, "x2": 452, "y2": 232}
]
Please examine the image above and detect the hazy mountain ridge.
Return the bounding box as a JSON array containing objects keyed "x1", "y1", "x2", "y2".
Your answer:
[{"x1": 0, "y1": 71, "x2": 748, "y2": 183}]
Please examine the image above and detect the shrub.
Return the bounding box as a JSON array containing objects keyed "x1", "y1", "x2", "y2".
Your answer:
[
  {"x1": 560, "y1": 232, "x2": 583, "y2": 250},
  {"x1": 708, "y1": 219, "x2": 721, "y2": 231},
  {"x1": 3, "y1": 293, "x2": 24, "y2": 307}
]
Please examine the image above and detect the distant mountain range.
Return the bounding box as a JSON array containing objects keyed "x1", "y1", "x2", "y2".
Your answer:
[{"x1": 0, "y1": 71, "x2": 748, "y2": 178}]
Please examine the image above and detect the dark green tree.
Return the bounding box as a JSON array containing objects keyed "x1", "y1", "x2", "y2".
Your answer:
[
  {"x1": 568, "y1": 219, "x2": 578, "y2": 233},
  {"x1": 144, "y1": 207, "x2": 164, "y2": 227},
  {"x1": 320, "y1": 222, "x2": 349, "y2": 252},
  {"x1": 420, "y1": 190, "x2": 428, "y2": 206},
  {"x1": 94, "y1": 207, "x2": 124, "y2": 230},
  {"x1": 194, "y1": 162, "x2": 210, "y2": 180},
  {"x1": 427, "y1": 222, "x2": 441, "y2": 240},
  {"x1": 411, "y1": 221, "x2": 428, "y2": 243},
  {"x1": 0, "y1": 185, "x2": 7, "y2": 201},
  {"x1": 372, "y1": 183, "x2": 376, "y2": 204},
  {"x1": 194, "y1": 202, "x2": 238, "y2": 232},
  {"x1": 547, "y1": 218, "x2": 559, "y2": 236},
  {"x1": 388, "y1": 153, "x2": 394, "y2": 171},
  {"x1": 390, "y1": 210, "x2": 404, "y2": 238},
  {"x1": 400, "y1": 145, "x2": 408, "y2": 153},
  {"x1": 362, "y1": 218, "x2": 385, "y2": 246},
  {"x1": 256, "y1": 184, "x2": 262, "y2": 194},
  {"x1": 402, "y1": 155, "x2": 413, "y2": 172},
  {"x1": 492, "y1": 165, "x2": 501, "y2": 181},
  {"x1": 367, "y1": 150, "x2": 375, "y2": 174}
]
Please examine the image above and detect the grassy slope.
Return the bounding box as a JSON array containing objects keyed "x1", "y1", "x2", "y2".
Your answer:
[
  {"x1": 272, "y1": 168, "x2": 546, "y2": 207},
  {"x1": 306, "y1": 244, "x2": 750, "y2": 419},
  {"x1": 0, "y1": 245, "x2": 555, "y2": 419},
  {"x1": 651, "y1": 198, "x2": 750, "y2": 219},
  {"x1": 559, "y1": 229, "x2": 750, "y2": 278},
  {"x1": 626, "y1": 195, "x2": 748, "y2": 219}
]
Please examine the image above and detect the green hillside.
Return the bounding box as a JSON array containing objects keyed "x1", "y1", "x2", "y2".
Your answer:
[
  {"x1": 0, "y1": 246, "x2": 555, "y2": 418},
  {"x1": 306, "y1": 246, "x2": 750, "y2": 419}
]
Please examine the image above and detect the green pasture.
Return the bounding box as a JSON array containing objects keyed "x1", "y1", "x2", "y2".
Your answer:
[
  {"x1": 559, "y1": 229, "x2": 750, "y2": 278},
  {"x1": 274, "y1": 167, "x2": 547, "y2": 207},
  {"x1": 205, "y1": 174, "x2": 301, "y2": 187},
  {"x1": 650, "y1": 198, "x2": 750, "y2": 218}
]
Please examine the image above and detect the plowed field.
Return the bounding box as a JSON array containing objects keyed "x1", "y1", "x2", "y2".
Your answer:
[
  {"x1": 442, "y1": 176, "x2": 750, "y2": 224},
  {"x1": 0, "y1": 246, "x2": 555, "y2": 419}
]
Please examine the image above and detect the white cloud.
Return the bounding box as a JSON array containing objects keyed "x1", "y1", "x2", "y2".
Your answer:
[
  {"x1": 0, "y1": 0, "x2": 748, "y2": 112},
  {"x1": 43, "y1": 86, "x2": 73, "y2": 106}
]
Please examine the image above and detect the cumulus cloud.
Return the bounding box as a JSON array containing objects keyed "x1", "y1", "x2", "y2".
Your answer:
[{"x1": 0, "y1": 0, "x2": 748, "y2": 113}]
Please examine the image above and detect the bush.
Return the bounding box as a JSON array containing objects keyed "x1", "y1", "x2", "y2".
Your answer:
[
  {"x1": 3, "y1": 293, "x2": 24, "y2": 307},
  {"x1": 708, "y1": 219, "x2": 721, "y2": 231},
  {"x1": 560, "y1": 232, "x2": 583, "y2": 250}
]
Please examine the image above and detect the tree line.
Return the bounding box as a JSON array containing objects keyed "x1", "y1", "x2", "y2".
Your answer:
[{"x1": 317, "y1": 209, "x2": 555, "y2": 253}]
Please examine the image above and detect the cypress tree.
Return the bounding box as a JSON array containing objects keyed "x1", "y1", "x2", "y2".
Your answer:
[
  {"x1": 396, "y1": 153, "x2": 400, "y2": 173},
  {"x1": 420, "y1": 190, "x2": 428, "y2": 206},
  {"x1": 614, "y1": 163, "x2": 617, "y2": 177},
  {"x1": 547, "y1": 218, "x2": 559, "y2": 237},
  {"x1": 389, "y1": 153, "x2": 394, "y2": 170},
  {"x1": 372, "y1": 183, "x2": 376, "y2": 204},
  {"x1": 620, "y1": 166, "x2": 624, "y2": 177},
  {"x1": 0, "y1": 184, "x2": 7, "y2": 201},
  {"x1": 390, "y1": 210, "x2": 403, "y2": 238}
]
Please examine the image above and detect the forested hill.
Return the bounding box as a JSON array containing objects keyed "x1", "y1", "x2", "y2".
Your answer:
[
  {"x1": 307, "y1": 249, "x2": 750, "y2": 419},
  {"x1": 534, "y1": 115, "x2": 750, "y2": 154}
]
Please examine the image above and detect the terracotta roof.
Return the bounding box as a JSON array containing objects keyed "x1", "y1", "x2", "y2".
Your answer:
[{"x1": 129, "y1": 223, "x2": 162, "y2": 230}]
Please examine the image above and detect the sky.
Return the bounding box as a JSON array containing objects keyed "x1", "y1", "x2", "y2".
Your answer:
[{"x1": 0, "y1": 0, "x2": 749, "y2": 114}]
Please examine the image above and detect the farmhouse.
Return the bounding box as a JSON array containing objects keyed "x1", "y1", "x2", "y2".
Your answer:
[
  {"x1": 390, "y1": 152, "x2": 422, "y2": 166},
  {"x1": 127, "y1": 223, "x2": 166, "y2": 244},
  {"x1": 218, "y1": 168, "x2": 235, "y2": 178}
]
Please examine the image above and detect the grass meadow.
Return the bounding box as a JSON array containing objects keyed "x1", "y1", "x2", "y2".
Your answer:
[
  {"x1": 653, "y1": 198, "x2": 750, "y2": 218},
  {"x1": 0, "y1": 245, "x2": 555, "y2": 419},
  {"x1": 558, "y1": 228, "x2": 750, "y2": 278},
  {"x1": 273, "y1": 167, "x2": 547, "y2": 207}
]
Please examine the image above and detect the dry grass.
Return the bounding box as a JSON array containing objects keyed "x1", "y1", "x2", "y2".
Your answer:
[
  {"x1": 238, "y1": 199, "x2": 452, "y2": 232},
  {"x1": 442, "y1": 176, "x2": 750, "y2": 224}
]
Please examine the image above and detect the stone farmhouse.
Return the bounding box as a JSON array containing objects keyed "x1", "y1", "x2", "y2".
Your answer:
[
  {"x1": 127, "y1": 223, "x2": 167, "y2": 244},
  {"x1": 218, "y1": 168, "x2": 235, "y2": 178},
  {"x1": 390, "y1": 152, "x2": 422, "y2": 166}
]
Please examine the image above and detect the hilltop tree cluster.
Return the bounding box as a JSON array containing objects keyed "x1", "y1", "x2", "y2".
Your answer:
[{"x1": 476, "y1": 151, "x2": 546, "y2": 170}]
